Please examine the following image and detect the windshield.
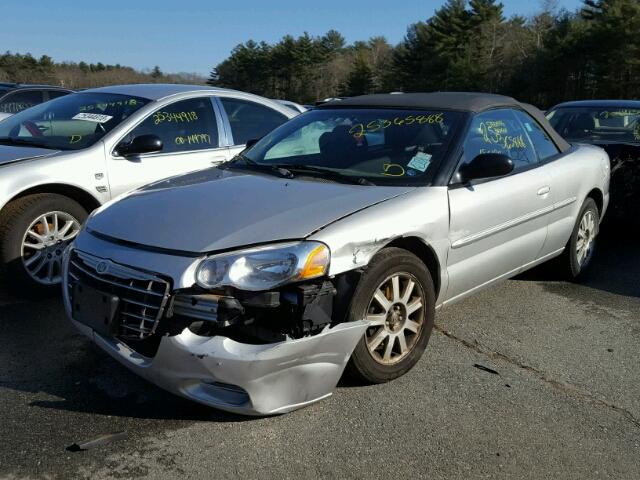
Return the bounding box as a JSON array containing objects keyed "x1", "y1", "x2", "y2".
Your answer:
[
  {"x1": 0, "y1": 92, "x2": 150, "y2": 150},
  {"x1": 547, "y1": 106, "x2": 640, "y2": 144},
  {"x1": 241, "y1": 108, "x2": 463, "y2": 186}
]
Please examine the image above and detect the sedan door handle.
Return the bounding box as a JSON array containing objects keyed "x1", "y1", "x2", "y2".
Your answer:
[
  {"x1": 210, "y1": 156, "x2": 227, "y2": 164},
  {"x1": 537, "y1": 186, "x2": 551, "y2": 196}
]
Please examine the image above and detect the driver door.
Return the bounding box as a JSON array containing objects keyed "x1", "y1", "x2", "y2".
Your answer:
[
  {"x1": 107, "y1": 96, "x2": 228, "y2": 197},
  {"x1": 444, "y1": 109, "x2": 552, "y2": 303}
]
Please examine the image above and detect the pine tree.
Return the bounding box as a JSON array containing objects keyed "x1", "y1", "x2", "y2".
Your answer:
[{"x1": 344, "y1": 51, "x2": 374, "y2": 96}]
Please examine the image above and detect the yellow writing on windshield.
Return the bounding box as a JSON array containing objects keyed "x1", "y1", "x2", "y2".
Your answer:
[
  {"x1": 69, "y1": 135, "x2": 82, "y2": 144},
  {"x1": 480, "y1": 120, "x2": 527, "y2": 149},
  {"x1": 382, "y1": 163, "x2": 405, "y2": 177},
  {"x1": 634, "y1": 124, "x2": 640, "y2": 140},
  {"x1": 154, "y1": 111, "x2": 199, "y2": 125},
  {"x1": 349, "y1": 113, "x2": 444, "y2": 138},
  {"x1": 79, "y1": 99, "x2": 140, "y2": 112},
  {"x1": 175, "y1": 133, "x2": 211, "y2": 145}
]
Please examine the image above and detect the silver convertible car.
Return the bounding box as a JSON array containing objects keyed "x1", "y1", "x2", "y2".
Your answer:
[
  {"x1": 63, "y1": 93, "x2": 610, "y2": 415},
  {"x1": 0, "y1": 84, "x2": 295, "y2": 293}
]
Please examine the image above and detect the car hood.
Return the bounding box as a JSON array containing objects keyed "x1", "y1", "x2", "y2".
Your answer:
[
  {"x1": 0, "y1": 144, "x2": 59, "y2": 167},
  {"x1": 88, "y1": 168, "x2": 415, "y2": 254}
]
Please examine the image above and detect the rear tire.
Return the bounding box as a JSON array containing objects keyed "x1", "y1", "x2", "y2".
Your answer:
[
  {"x1": 345, "y1": 247, "x2": 436, "y2": 384},
  {"x1": 556, "y1": 198, "x2": 599, "y2": 280},
  {"x1": 0, "y1": 194, "x2": 87, "y2": 296}
]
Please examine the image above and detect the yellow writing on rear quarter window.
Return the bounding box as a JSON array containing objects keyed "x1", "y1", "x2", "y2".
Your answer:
[
  {"x1": 79, "y1": 99, "x2": 140, "y2": 112},
  {"x1": 69, "y1": 135, "x2": 82, "y2": 144},
  {"x1": 175, "y1": 133, "x2": 212, "y2": 145},
  {"x1": 480, "y1": 120, "x2": 527, "y2": 150},
  {"x1": 349, "y1": 113, "x2": 444, "y2": 138},
  {"x1": 154, "y1": 111, "x2": 199, "y2": 125},
  {"x1": 634, "y1": 124, "x2": 640, "y2": 140}
]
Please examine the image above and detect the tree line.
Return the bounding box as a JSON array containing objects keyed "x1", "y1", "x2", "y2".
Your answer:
[
  {"x1": 209, "y1": 0, "x2": 640, "y2": 108},
  {"x1": 0, "y1": 52, "x2": 205, "y2": 89}
]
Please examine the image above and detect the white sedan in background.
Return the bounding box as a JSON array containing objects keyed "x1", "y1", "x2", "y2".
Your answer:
[{"x1": 0, "y1": 84, "x2": 296, "y2": 292}]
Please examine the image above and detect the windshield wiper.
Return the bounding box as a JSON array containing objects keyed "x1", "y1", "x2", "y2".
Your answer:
[
  {"x1": 274, "y1": 164, "x2": 375, "y2": 186},
  {"x1": 0, "y1": 137, "x2": 56, "y2": 150},
  {"x1": 221, "y1": 154, "x2": 293, "y2": 179}
]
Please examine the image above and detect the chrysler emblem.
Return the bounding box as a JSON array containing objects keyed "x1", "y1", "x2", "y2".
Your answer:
[{"x1": 96, "y1": 261, "x2": 109, "y2": 274}]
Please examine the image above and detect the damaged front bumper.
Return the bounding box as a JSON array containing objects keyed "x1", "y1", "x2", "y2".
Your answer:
[
  {"x1": 62, "y1": 238, "x2": 367, "y2": 415},
  {"x1": 70, "y1": 319, "x2": 367, "y2": 415}
]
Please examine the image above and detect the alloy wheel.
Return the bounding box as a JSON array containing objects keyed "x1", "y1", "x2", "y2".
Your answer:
[
  {"x1": 20, "y1": 211, "x2": 81, "y2": 285},
  {"x1": 576, "y1": 210, "x2": 596, "y2": 267},
  {"x1": 364, "y1": 272, "x2": 425, "y2": 365}
]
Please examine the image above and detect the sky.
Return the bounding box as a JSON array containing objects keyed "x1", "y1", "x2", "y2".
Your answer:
[{"x1": 1, "y1": 0, "x2": 583, "y2": 76}]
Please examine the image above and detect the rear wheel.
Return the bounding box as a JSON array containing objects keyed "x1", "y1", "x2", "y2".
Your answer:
[
  {"x1": 0, "y1": 194, "x2": 86, "y2": 296},
  {"x1": 556, "y1": 198, "x2": 599, "y2": 279},
  {"x1": 345, "y1": 248, "x2": 435, "y2": 384}
]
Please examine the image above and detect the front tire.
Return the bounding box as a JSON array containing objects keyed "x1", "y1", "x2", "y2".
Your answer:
[
  {"x1": 0, "y1": 194, "x2": 86, "y2": 296},
  {"x1": 345, "y1": 247, "x2": 436, "y2": 384}
]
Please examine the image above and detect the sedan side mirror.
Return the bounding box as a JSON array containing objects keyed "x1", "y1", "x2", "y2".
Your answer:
[
  {"x1": 244, "y1": 138, "x2": 260, "y2": 149},
  {"x1": 458, "y1": 153, "x2": 514, "y2": 183},
  {"x1": 116, "y1": 134, "x2": 163, "y2": 157}
]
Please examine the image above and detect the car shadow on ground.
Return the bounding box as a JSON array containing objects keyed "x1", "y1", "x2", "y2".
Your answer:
[
  {"x1": 516, "y1": 220, "x2": 639, "y2": 299},
  {"x1": 0, "y1": 298, "x2": 254, "y2": 423}
]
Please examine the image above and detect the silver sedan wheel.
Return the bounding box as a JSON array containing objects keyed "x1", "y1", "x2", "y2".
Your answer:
[
  {"x1": 20, "y1": 211, "x2": 81, "y2": 285},
  {"x1": 365, "y1": 272, "x2": 425, "y2": 365},
  {"x1": 576, "y1": 210, "x2": 596, "y2": 267}
]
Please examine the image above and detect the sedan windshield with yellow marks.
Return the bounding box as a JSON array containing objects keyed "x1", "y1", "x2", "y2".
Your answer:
[{"x1": 0, "y1": 92, "x2": 149, "y2": 150}]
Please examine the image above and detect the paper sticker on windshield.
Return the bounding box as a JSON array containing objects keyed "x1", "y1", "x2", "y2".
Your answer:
[
  {"x1": 407, "y1": 152, "x2": 432, "y2": 172},
  {"x1": 72, "y1": 112, "x2": 113, "y2": 123}
]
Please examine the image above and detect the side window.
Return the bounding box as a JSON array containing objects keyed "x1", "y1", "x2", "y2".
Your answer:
[
  {"x1": 0, "y1": 90, "x2": 44, "y2": 113},
  {"x1": 461, "y1": 109, "x2": 537, "y2": 172},
  {"x1": 126, "y1": 97, "x2": 219, "y2": 154},
  {"x1": 46, "y1": 90, "x2": 71, "y2": 100},
  {"x1": 220, "y1": 98, "x2": 288, "y2": 145},
  {"x1": 513, "y1": 110, "x2": 559, "y2": 161}
]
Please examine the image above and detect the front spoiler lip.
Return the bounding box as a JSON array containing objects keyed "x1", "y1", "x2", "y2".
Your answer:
[{"x1": 68, "y1": 318, "x2": 368, "y2": 416}]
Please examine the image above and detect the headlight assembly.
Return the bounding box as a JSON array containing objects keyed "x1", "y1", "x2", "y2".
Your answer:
[{"x1": 195, "y1": 241, "x2": 330, "y2": 291}]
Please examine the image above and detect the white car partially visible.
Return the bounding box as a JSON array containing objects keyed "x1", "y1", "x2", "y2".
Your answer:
[{"x1": 0, "y1": 84, "x2": 296, "y2": 293}]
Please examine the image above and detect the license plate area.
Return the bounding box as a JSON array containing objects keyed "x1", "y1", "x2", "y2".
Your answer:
[{"x1": 72, "y1": 282, "x2": 120, "y2": 337}]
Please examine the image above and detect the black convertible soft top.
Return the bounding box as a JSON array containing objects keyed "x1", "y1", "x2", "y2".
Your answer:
[{"x1": 321, "y1": 92, "x2": 571, "y2": 152}]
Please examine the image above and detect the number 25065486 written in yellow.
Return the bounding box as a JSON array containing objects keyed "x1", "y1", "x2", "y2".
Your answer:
[{"x1": 349, "y1": 113, "x2": 444, "y2": 138}]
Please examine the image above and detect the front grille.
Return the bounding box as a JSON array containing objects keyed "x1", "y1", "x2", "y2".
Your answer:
[{"x1": 67, "y1": 249, "x2": 170, "y2": 340}]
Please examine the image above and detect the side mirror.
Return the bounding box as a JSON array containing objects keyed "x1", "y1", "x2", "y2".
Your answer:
[
  {"x1": 458, "y1": 153, "x2": 514, "y2": 183},
  {"x1": 116, "y1": 134, "x2": 163, "y2": 157},
  {"x1": 244, "y1": 138, "x2": 260, "y2": 149}
]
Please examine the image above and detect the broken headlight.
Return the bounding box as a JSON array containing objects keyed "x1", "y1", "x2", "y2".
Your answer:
[{"x1": 195, "y1": 241, "x2": 330, "y2": 291}]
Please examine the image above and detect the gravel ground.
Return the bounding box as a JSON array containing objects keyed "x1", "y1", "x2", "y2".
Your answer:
[{"x1": 0, "y1": 226, "x2": 638, "y2": 479}]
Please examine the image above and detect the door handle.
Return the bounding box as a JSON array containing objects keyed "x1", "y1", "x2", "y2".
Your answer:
[
  {"x1": 537, "y1": 186, "x2": 551, "y2": 196},
  {"x1": 210, "y1": 156, "x2": 227, "y2": 164}
]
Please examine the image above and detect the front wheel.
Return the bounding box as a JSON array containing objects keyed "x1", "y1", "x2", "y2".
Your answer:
[
  {"x1": 0, "y1": 194, "x2": 86, "y2": 296},
  {"x1": 345, "y1": 247, "x2": 436, "y2": 384}
]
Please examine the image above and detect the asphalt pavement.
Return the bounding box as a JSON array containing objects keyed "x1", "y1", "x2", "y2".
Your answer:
[{"x1": 0, "y1": 225, "x2": 638, "y2": 479}]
